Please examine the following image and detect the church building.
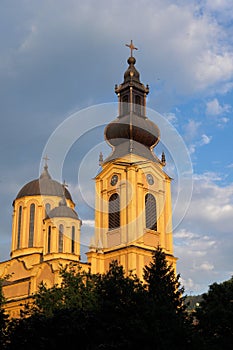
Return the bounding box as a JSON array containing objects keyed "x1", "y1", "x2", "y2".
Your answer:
[{"x1": 0, "y1": 42, "x2": 177, "y2": 317}]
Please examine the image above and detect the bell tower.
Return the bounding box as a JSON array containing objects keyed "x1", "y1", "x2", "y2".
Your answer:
[{"x1": 87, "y1": 42, "x2": 177, "y2": 279}]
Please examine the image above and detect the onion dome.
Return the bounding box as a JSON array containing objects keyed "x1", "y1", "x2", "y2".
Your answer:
[
  {"x1": 15, "y1": 165, "x2": 73, "y2": 201},
  {"x1": 105, "y1": 113, "x2": 160, "y2": 149},
  {"x1": 124, "y1": 56, "x2": 140, "y2": 83}
]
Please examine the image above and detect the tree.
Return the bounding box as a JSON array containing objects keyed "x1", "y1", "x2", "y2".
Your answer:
[
  {"x1": 93, "y1": 260, "x2": 146, "y2": 349},
  {"x1": 142, "y1": 245, "x2": 193, "y2": 349},
  {"x1": 0, "y1": 277, "x2": 9, "y2": 349},
  {"x1": 6, "y1": 263, "x2": 100, "y2": 350},
  {"x1": 29, "y1": 263, "x2": 99, "y2": 317},
  {"x1": 195, "y1": 276, "x2": 233, "y2": 349},
  {"x1": 5, "y1": 254, "x2": 198, "y2": 349}
]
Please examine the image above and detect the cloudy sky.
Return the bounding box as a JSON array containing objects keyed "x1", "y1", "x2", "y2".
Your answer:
[{"x1": 1, "y1": 0, "x2": 233, "y2": 295}]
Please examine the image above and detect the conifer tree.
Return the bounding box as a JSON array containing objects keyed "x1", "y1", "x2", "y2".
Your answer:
[
  {"x1": 142, "y1": 245, "x2": 192, "y2": 349},
  {"x1": 143, "y1": 245, "x2": 185, "y2": 311}
]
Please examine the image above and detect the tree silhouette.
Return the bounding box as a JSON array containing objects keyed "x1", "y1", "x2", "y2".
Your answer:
[
  {"x1": 195, "y1": 276, "x2": 233, "y2": 349},
  {"x1": 143, "y1": 245, "x2": 193, "y2": 349}
]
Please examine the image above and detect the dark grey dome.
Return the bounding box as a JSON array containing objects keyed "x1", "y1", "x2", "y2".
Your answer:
[
  {"x1": 47, "y1": 205, "x2": 78, "y2": 220},
  {"x1": 105, "y1": 113, "x2": 160, "y2": 148},
  {"x1": 15, "y1": 166, "x2": 73, "y2": 201}
]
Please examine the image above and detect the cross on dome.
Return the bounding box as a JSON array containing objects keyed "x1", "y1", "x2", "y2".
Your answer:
[
  {"x1": 43, "y1": 155, "x2": 49, "y2": 168},
  {"x1": 125, "y1": 40, "x2": 138, "y2": 57}
]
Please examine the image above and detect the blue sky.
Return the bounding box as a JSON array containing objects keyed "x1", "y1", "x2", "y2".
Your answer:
[{"x1": 0, "y1": 0, "x2": 233, "y2": 295}]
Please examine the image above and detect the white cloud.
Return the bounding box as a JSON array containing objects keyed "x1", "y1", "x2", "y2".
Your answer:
[
  {"x1": 205, "y1": 0, "x2": 233, "y2": 21},
  {"x1": 180, "y1": 277, "x2": 199, "y2": 294},
  {"x1": 174, "y1": 229, "x2": 198, "y2": 240},
  {"x1": 206, "y1": 98, "x2": 231, "y2": 116},
  {"x1": 185, "y1": 179, "x2": 233, "y2": 233},
  {"x1": 183, "y1": 119, "x2": 201, "y2": 141},
  {"x1": 1, "y1": 0, "x2": 233, "y2": 104},
  {"x1": 192, "y1": 172, "x2": 223, "y2": 182},
  {"x1": 164, "y1": 112, "x2": 178, "y2": 125},
  {"x1": 173, "y1": 171, "x2": 233, "y2": 294},
  {"x1": 183, "y1": 120, "x2": 212, "y2": 153},
  {"x1": 196, "y1": 51, "x2": 233, "y2": 91},
  {"x1": 196, "y1": 262, "x2": 214, "y2": 271},
  {"x1": 200, "y1": 134, "x2": 212, "y2": 145},
  {"x1": 82, "y1": 220, "x2": 95, "y2": 228}
]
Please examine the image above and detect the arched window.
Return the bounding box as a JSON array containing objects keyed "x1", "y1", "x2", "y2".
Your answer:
[
  {"x1": 17, "y1": 206, "x2": 22, "y2": 249},
  {"x1": 108, "y1": 193, "x2": 120, "y2": 230},
  {"x1": 145, "y1": 193, "x2": 157, "y2": 231},
  {"x1": 47, "y1": 226, "x2": 51, "y2": 253},
  {"x1": 28, "y1": 203, "x2": 35, "y2": 247},
  {"x1": 122, "y1": 95, "x2": 129, "y2": 115},
  {"x1": 45, "y1": 203, "x2": 51, "y2": 216},
  {"x1": 58, "y1": 224, "x2": 64, "y2": 253},
  {"x1": 71, "y1": 226, "x2": 75, "y2": 254},
  {"x1": 135, "y1": 95, "x2": 141, "y2": 115}
]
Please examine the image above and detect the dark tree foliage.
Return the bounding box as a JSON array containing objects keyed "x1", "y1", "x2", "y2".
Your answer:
[
  {"x1": 29, "y1": 263, "x2": 99, "y2": 317},
  {"x1": 142, "y1": 245, "x2": 194, "y2": 349},
  {"x1": 3, "y1": 249, "x2": 197, "y2": 349},
  {"x1": 93, "y1": 260, "x2": 146, "y2": 349},
  {"x1": 0, "y1": 277, "x2": 9, "y2": 348},
  {"x1": 195, "y1": 276, "x2": 233, "y2": 349}
]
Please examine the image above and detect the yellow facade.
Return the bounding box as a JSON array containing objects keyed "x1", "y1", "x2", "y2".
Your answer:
[
  {"x1": 0, "y1": 48, "x2": 177, "y2": 317},
  {"x1": 87, "y1": 152, "x2": 176, "y2": 281}
]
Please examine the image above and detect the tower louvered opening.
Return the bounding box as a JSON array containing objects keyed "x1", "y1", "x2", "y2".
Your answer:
[{"x1": 108, "y1": 193, "x2": 120, "y2": 229}]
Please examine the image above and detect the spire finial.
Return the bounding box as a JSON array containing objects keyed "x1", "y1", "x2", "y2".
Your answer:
[
  {"x1": 62, "y1": 180, "x2": 68, "y2": 193},
  {"x1": 43, "y1": 155, "x2": 49, "y2": 169},
  {"x1": 59, "y1": 180, "x2": 68, "y2": 206},
  {"x1": 99, "y1": 152, "x2": 103, "y2": 166},
  {"x1": 40, "y1": 155, "x2": 51, "y2": 179},
  {"x1": 125, "y1": 40, "x2": 138, "y2": 57},
  {"x1": 161, "y1": 151, "x2": 166, "y2": 165}
]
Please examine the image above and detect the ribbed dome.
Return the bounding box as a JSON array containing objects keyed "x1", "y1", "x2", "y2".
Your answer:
[
  {"x1": 15, "y1": 166, "x2": 73, "y2": 201},
  {"x1": 105, "y1": 113, "x2": 160, "y2": 149},
  {"x1": 47, "y1": 205, "x2": 78, "y2": 220}
]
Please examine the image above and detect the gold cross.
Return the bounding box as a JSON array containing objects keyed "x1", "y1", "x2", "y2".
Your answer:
[{"x1": 125, "y1": 40, "x2": 138, "y2": 57}]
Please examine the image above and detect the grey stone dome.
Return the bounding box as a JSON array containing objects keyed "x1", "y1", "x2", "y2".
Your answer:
[
  {"x1": 47, "y1": 205, "x2": 78, "y2": 220},
  {"x1": 16, "y1": 166, "x2": 73, "y2": 202}
]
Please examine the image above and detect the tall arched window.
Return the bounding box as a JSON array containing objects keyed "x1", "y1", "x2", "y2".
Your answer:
[
  {"x1": 28, "y1": 203, "x2": 35, "y2": 247},
  {"x1": 71, "y1": 226, "x2": 75, "y2": 254},
  {"x1": 109, "y1": 193, "x2": 120, "y2": 230},
  {"x1": 122, "y1": 95, "x2": 129, "y2": 115},
  {"x1": 58, "y1": 224, "x2": 64, "y2": 253},
  {"x1": 145, "y1": 193, "x2": 157, "y2": 231},
  {"x1": 47, "y1": 225, "x2": 51, "y2": 253},
  {"x1": 17, "y1": 206, "x2": 22, "y2": 249}
]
